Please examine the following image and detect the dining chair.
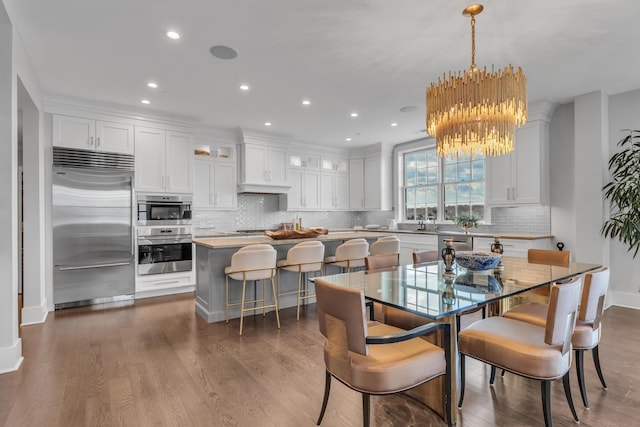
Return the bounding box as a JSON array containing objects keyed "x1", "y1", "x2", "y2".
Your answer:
[
  {"x1": 369, "y1": 235, "x2": 400, "y2": 256},
  {"x1": 458, "y1": 276, "x2": 582, "y2": 427},
  {"x1": 502, "y1": 267, "x2": 610, "y2": 408},
  {"x1": 412, "y1": 250, "x2": 440, "y2": 264},
  {"x1": 224, "y1": 244, "x2": 280, "y2": 335},
  {"x1": 364, "y1": 253, "x2": 399, "y2": 272},
  {"x1": 314, "y1": 278, "x2": 452, "y2": 427},
  {"x1": 324, "y1": 238, "x2": 369, "y2": 273},
  {"x1": 276, "y1": 240, "x2": 325, "y2": 321}
]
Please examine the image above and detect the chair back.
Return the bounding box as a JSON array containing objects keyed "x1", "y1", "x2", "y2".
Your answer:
[
  {"x1": 370, "y1": 236, "x2": 400, "y2": 256},
  {"x1": 545, "y1": 276, "x2": 582, "y2": 351},
  {"x1": 334, "y1": 238, "x2": 369, "y2": 264},
  {"x1": 579, "y1": 267, "x2": 609, "y2": 327},
  {"x1": 365, "y1": 253, "x2": 399, "y2": 271},
  {"x1": 315, "y1": 278, "x2": 368, "y2": 357},
  {"x1": 228, "y1": 245, "x2": 276, "y2": 281},
  {"x1": 413, "y1": 250, "x2": 439, "y2": 264},
  {"x1": 528, "y1": 249, "x2": 571, "y2": 267},
  {"x1": 285, "y1": 240, "x2": 325, "y2": 272}
]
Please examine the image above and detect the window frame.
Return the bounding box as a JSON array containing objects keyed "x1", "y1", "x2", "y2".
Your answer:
[{"x1": 395, "y1": 139, "x2": 491, "y2": 225}]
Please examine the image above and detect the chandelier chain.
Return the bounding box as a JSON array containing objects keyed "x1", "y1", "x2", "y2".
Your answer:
[{"x1": 470, "y1": 14, "x2": 476, "y2": 70}]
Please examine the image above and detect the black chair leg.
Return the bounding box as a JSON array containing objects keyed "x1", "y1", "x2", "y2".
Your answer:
[
  {"x1": 562, "y1": 372, "x2": 580, "y2": 422},
  {"x1": 500, "y1": 369, "x2": 506, "y2": 377},
  {"x1": 458, "y1": 354, "x2": 466, "y2": 408},
  {"x1": 490, "y1": 366, "x2": 497, "y2": 385},
  {"x1": 362, "y1": 393, "x2": 370, "y2": 427},
  {"x1": 317, "y1": 371, "x2": 331, "y2": 425},
  {"x1": 541, "y1": 380, "x2": 552, "y2": 427},
  {"x1": 592, "y1": 345, "x2": 608, "y2": 389},
  {"x1": 575, "y1": 349, "x2": 589, "y2": 408},
  {"x1": 481, "y1": 306, "x2": 486, "y2": 319},
  {"x1": 455, "y1": 314, "x2": 461, "y2": 336}
]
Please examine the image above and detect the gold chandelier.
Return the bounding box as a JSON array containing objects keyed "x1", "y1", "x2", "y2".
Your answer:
[{"x1": 426, "y1": 4, "x2": 527, "y2": 159}]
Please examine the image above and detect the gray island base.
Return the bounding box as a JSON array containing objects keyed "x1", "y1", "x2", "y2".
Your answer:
[{"x1": 193, "y1": 232, "x2": 385, "y2": 323}]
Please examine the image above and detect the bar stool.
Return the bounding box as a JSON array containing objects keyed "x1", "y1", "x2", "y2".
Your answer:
[
  {"x1": 224, "y1": 244, "x2": 280, "y2": 335},
  {"x1": 276, "y1": 240, "x2": 325, "y2": 321},
  {"x1": 369, "y1": 235, "x2": 400, "y2": 256},
  {"x1": 324, "y1": 238, "x2": 369, "y2": 273}
]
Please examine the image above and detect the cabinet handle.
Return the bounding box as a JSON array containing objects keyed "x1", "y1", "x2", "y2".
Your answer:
[
  {"x1": 512, "y1": 187, "x2": 516, "y2": 200},
  {"x1": 214, "y1": 193, "x2": 219, "y2": 205},
  {"x1": 166, "y1": 176, "x2": 171, "y2": 189},
  {"x1": 89, "y1": 136, "x2": 94, "y2": 147},
  {"x1": 96, "y1": 137, "x2": 101, "y2": 147},
  {"x1": 507, "y1": 187, "x2": 511, "y2": 200}
]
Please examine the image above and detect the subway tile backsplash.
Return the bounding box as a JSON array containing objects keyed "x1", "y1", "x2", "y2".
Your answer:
[{"x1": 194, "y1": 193, "x2": 550, "y2": 235}]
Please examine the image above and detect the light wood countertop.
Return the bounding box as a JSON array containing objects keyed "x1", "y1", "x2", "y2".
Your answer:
[{"x1": 193, "y1": 231, "x2": 387, "y2": 249}]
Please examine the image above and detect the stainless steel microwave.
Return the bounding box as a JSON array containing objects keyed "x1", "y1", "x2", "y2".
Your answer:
[{"x1": 137, "y1": 194, "x2": 192, "y2": 225}]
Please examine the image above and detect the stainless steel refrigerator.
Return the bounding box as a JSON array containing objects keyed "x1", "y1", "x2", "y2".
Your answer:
[{"x1": 52, "y1": 147, "x2": 135, "y2": 308}]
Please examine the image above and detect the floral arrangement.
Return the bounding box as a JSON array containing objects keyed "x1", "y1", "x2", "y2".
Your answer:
[{"x1": 454, "y1": 215, "x2": 478, "y2": 233}]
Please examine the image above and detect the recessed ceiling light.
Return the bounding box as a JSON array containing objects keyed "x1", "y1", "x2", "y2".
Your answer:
[
  {"x1": 264, "y1": 122, "x2": 272, "y2": 126},
  {"x1": 210, "y1": 45, "x2": 238, "y2": 60},
  {"x1": 240, "y1": 84, "x2": 250, "y2": 91},
  {"x1": 141, "y1": 99, "x2": 150, "y2": 105},
  {"x1": 302, "y1": 99, "x2": 311, "y2": 106},
  {"x1": 147, "y1": 82, "x2": 158, "y2": 89},
  {"x1": 166, "y1": 31, "x2": 180, "y2": 40},
  {"x1": 350, "y1": 112, "x2": 358, "y2": 118},
  {"x1": 391, "y1": 122, "x2": 398, "y2": 127},
  {"x1": 345, "y1": 138, "x2": 352, "y2": 141}
]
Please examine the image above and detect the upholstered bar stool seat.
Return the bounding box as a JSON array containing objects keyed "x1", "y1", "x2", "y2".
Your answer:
[
  {"x1": 224, "y1": 244, "x2": 280, "y2": 335},
  {"x1": 324, "y1": 238, "x2": 369, "y2": 273},
  {"x1": 276, "y1": 240, "x2": 325, "y2": 321},
  {"x1": 369, "y1": 236, "x2": 400, "y2": 256}
]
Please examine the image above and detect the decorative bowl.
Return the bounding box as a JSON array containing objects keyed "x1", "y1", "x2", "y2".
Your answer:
[
  {"x1": 455, "y1": 251, "x2": 502, "y2": 271},
  {"x1": 454, "y1": 273, "x2": 501, "y2": 293}
]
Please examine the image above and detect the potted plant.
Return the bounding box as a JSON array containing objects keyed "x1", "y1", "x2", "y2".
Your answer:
[
  {"x1": 601, "y1": 129, "x2": 640, "y2": 258},
  {"x1": 455, "y1": 214, "x2": 478, "y2": 234}
]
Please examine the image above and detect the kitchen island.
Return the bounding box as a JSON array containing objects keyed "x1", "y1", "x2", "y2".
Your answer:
[{"x1": 193, "y1": 231, "x2": 386, "y2": 323}]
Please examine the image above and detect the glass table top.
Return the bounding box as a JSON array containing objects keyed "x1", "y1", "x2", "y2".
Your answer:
[{"x1": 311, "y1": 256, "x2": 601, "y2": 320}]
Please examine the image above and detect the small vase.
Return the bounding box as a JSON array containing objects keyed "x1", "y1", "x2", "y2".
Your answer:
[{"x1": 441, "y1": 239, "x2": 456, "y2": 273}]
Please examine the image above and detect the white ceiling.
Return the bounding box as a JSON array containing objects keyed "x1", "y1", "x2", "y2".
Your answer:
[{"x1": 5, "y1": 0, "x2": 639, "y2": 147}]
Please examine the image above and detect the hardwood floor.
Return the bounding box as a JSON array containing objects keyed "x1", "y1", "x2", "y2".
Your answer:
[{"x1": 1, "y1": 294, "x2": 638, "y2": 426}]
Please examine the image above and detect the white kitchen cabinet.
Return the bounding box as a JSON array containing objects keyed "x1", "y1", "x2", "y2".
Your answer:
[
  {"x1": 487, "y1": 121, "x2": 549, "y2": 206},
  {"x1": 238, "y1": 141, "x2": 290, "y2": 192},
  {"x1": 53, "y1": 114, "x2": 134, "y2": 155},
  {"x1": 321, "y1": 172, "x2": 349, "y2": 210},
  {"x1": 193, "y1": 158, "x2": 237, "y2": 210},
  {"x1": 321, "y1": 157, "x2": 348, "y2": 174},
  {"x1": 473, "y1": 236, "x2": 552, "y2": 258},
  {"x1": 135, "y1": 127, "x2": 193, "y2": 194},
  {"x1": 364, "y1": 154, "x2": 392, "y2": 210},
  {"x1": 398, "y1": 234, "x2": 439, "y2": 265},
  {"x1": 283, "y1": 168, "x2": 320, "y2": 210},
  {"x1": 349, "y1": 158, "x2": 365, "y2": 210},
  {"x1": 289, "y1": 152, "x2": 320, "y2": 170}
]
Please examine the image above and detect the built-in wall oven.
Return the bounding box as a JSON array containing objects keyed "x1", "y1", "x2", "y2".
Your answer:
[
  {"x1": 137, "y1": 227, "x2": 193, "y2": 275},
  {"x1": 137, "y1": 194, "x2": 192, "y2": 225}
]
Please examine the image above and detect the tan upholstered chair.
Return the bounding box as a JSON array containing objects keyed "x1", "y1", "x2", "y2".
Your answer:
[
  {"x1": 412, "y1": 250, "x2": 439, "y2": 264},
  {"x1": 224, "y1": 244, "x2": 280, "y2": 335},
  {"x1": 324, "y1": 238, "x2": 369, "y2": 273},
  {"x1": 369, "y1": 235, "x2": 400, "y2": 256},
  {"x1": 458, "y1": 276, "x2": 582, "y2": 427},
  {"x1": 502, "y1": 267, "x2": 610, "y2": 408},
  {"x1": 276, "y1": 240, "x2": 325, "y2": 321},
  {"x1": 364, "y1": 253, "x2": 399, "y2": 272},
  {"x1": 528, "y1": 248, "x2": 571, "y2": 267},
  {"x1": 314, "y1": 278, "x2": 452, "y2": 427}
]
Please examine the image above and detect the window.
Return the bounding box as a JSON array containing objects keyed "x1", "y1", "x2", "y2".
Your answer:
[{"x1": 403, "y1": 147, "x2": 485, "y2": 222}]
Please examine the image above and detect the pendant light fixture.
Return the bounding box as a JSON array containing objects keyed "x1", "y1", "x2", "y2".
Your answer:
[{"x1": 426, "y1": 4, "x2": 527, "y2": 159}]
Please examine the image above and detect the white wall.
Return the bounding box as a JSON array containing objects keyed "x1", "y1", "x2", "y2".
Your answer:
[
  {"x1": 550, "y1": 90, "x2": 640, "y2": 309},
  {"x1": 606, "y1": 89, "x2": 640, "y2": 308}
]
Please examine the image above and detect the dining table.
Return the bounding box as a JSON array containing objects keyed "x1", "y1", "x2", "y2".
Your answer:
[{"x1": 311, "y1": 255, "x2": 602, "y2": 425}]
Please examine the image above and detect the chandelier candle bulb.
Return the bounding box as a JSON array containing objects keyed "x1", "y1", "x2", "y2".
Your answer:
[{"x1": 426, "y1": 3, "x2": 527, "y2": 159}]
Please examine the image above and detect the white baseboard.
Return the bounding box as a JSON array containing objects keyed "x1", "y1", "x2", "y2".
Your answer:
[
  {"x1": 0, "y1": 339, "x2": 23, "y2": 374},
  {"x1": 610, "y1": 290, "x2": 640, "y2": 310},
  {"x1": 134, "y1": 285, "x2": 195, "y2": 300},
  {"x1": 21, "y1": 303, "x2": 48, "y2": 326}
]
